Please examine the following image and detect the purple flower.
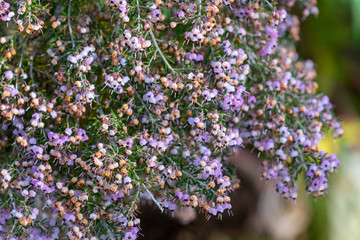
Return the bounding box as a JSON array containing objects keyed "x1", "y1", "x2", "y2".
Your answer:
[
  {"x1": 152, "y1": 9, "x2": 161, "y2": 18},
  {"x1": 175, "y1": 191, "x2": 183, "y2": 199},
  {"x1": 64, "y1": 214, "x2": 75, "y2": 222},
  {"x1": 125, "y1": 137, "x2": 133, "y2": 147},
  {"x1": 196, "y1": 54, "x2": 204, "y2": 61},
  {"x1": 4, "y1": 70, "x2": 13, "y2": 80},
  {"x1": 31, "y1": 146, "x2": 43, "y2": 155},
  {"x1": 65, "y1": 128, "x2": 72, "y2": 135},
  {"x1": 177, "y1": 10, "x2": 185, "y2": 19},
  {"x1": 209, "y1": 208, "x2": 217, "y2": 216},
  {"x1": 77, "y1": 129, "x2": 89, "y2": 141},
  {"x1": 265, "y1": 26, "x2": 278, "y2": 39},
  {"x1": 139, "y1": 138, "x2": 147, "y2": 146},
  {"x1": 187, "y1": 117, "x2": 195, "y2": 126}
]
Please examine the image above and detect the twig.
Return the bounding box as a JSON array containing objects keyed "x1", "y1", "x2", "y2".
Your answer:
[
  {"x1": 198, "y1": 0, "x2": 202, "y2": 16},
  {"x1": 0, "y1": 59, "x2": 4, "y2": 70},
  {"x1": 148, "y1": 28, "x2": 176, "y2": 73},
  {"x1": 16, "y1": 36, "x2": 28, "y2": 89},
  {"x1": 101, "y1": 219, "x2": 115, "y2": 240},
  {"x1": 182, "y1": 170, "x2": 212, "y2": 191},
  {"x1": 164, "y1": 156, "x2": 218, "y2": 195},
  {"x1": 292, "y1": 162, "x2": 309, "y2": 179},
  {"x1": 264, "y1": 0, "x2": 274, "y2": 9},
  {"x1": 68, "y1": 0, "x2": 75, "y2": 49},
  {"x1": 141, "y1": 183, "x2": 164, "y2": 212},
  {"x1": 133, "y1": 172, "x2": 164, "y2": 212},
  {"x1": 9, "y1": 189, "x2": 16, "y2": 209},
  {"x1": 94, "y1": 88, "x2": 104, "y2": 116},
  {"x1": 33, "y1": 68, "x2": 58, "y2": 83},
  {"x1": 133, "y1": 89, "x2": 158, "y2": 125},
  {"x1": 111, "y1": 19, "x2": 121, "y2": 38},
  {"x1": 242, "y1": 40, "x2": 266, "y2": 81},
  {"x1": 136, "y1": 0, "x2": 141, "y2": 31},
  {"x1": 291, "y1": 145, "x2": 311, "y2": 178},
  {"x1": 296, "y1": 145, "x2": 306, "y2": 163},
  {"x1": 30, "y1": 51, "x2": 35, "y2": 84}
]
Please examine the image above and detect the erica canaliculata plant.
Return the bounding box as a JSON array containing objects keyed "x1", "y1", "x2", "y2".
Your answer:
[{"x1": 0, "y1": 0, "x2": 343, "y2": 239}]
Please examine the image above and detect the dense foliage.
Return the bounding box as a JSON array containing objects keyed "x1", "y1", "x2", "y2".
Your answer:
[{"x1": 0, "y1": 0, "x2": 343, "y2": 239}]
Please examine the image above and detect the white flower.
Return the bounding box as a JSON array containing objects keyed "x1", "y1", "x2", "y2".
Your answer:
[{"x1": 67, "y1": 55, "x2": 77, "y2": 64}]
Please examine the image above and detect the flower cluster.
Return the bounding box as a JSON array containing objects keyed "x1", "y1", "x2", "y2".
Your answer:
[
  {"x1": 305, "y1": 153, "x2": 340, "y2": 197},
  {"x1": 0, "y1": 0, "x2": 342, "y2": 239},
  {"x1": 0, "y1": 0, "x2": 14, "y2": 22}
]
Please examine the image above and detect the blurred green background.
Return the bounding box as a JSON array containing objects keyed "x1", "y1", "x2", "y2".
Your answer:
[
  {"x1": 299, "y1": 0, "x2": 360, "y2": 240},
  {"x1": 139, "y1": 1, "x2": 360, "y2": 239}
]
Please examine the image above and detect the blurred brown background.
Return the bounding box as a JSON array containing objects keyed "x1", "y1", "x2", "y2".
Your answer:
[{"x1": 139, "y1": 0, "x2": 360, "y2": 239}]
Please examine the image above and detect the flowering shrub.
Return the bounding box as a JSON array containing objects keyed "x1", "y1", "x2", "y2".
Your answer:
[{"x1": 0, "y1": 0, "x2": 343, "y2": 239}]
